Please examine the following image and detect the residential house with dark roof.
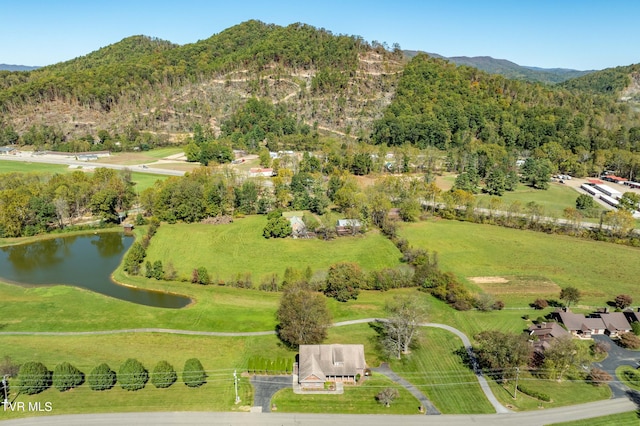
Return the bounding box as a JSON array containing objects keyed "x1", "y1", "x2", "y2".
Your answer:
[
  {"x1": 552, "y1": 309, "x2": 606, "y2": 338},
  {"x1": 598, "y1": 312, "x2": 632, "y2": 337}
]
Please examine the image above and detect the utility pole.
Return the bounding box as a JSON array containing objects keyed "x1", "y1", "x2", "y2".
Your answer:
[
  {"x1": 514, "y1": 367, "x2": 520, "y2": 400},
  {"x1": 234, "y1": 370, "x2": 240, "y2": 404},
  {"x1": 2, "y1": 375, "x2": 8, "y2": 408}
]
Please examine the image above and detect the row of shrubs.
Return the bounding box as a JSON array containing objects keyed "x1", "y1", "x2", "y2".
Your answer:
[
  {"x1": 246, "y1": 356, "x2": 294, "y2": 375},
  {"x1": 13, "y1": 358, "x2": 206, "y2": 395},
  {"x1": 516, "y1": 383, "x2": 551, "y2": 402},
  {"x1": 123, "y1": 219, "x2": 160, "y2": 275}
]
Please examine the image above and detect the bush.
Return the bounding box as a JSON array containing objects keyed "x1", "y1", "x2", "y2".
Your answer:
[
  {"x1": 88, "y1": 363, "x2": 117, "y2": 391},
  {"x1": 0, "y1": 356, "x2": 20, "y2": 378},
  {"x1": 151, "y1": 361, "x2": 177, "y2": 389},
  {"x1": 614, "y1": 294, "x2": 633, "y2": 309},
  {"x1": 517, "y1": 384, "x2": 551, "y2": 402},
  {"x1": 183, "y1": 358, "x2": 207, "y2": 388},
  {"x1": 632, "y1": 321, "x2": 640, "y2": 336},
  {"x1": 17, "y1": 362, "x2": 51, "y2": 395},
  {"x1": 119, "y1": 358, "x2": 148, "y2": 391},
  {"x1": 52, "y1": 362, "x2": 84, "y2": 392},
  {"x1": 532, "y1": 298, "x2": 548, "y2": 310},
  {"x1": 618, "y1": 332, "x2": 640, "y2": 349},
  {"x1": 588, "y1": 368, "x2": 612, "y2": 386}
]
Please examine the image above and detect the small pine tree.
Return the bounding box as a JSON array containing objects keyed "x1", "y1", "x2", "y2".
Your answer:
[
  {"x1": 17, "y1": 362, "x2": 51, "y2": 395},
  {"x1": 88, "y1": 363, "x2": 116, "y2": 391},
  {"x1": 151, "y1": 361, "x2": 177, "y2": 389},
  {"x1": 183, "y1": 358, "x2": 207, "y2": 388},
  {"x1": 52, "y1": 362, "x2": 84, "y2": 391},
  {"x1": 119, "y1": 358, "x2": 148, "y2": 391},
  {"x1": 152, "y1": 260, "x2": 164, "y2": 280}
]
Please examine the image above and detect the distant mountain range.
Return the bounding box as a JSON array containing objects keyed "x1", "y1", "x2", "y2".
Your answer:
[
  {"x1": 403, "y1": 51, "x2": 594, "y2": 84},
  {"x1": 0, "y1": 64, "x2": 40, "y2": 71}
]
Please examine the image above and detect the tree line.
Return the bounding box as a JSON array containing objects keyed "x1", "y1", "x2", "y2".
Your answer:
[{"x1": 0, "y1": 168, "x2": 134, "y2": 238}]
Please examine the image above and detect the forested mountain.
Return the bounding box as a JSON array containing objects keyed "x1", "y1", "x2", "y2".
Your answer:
[
  {"x1": 1, "y1": 19, "x2": 639, "y2": 177},
  {"x1": 403, "y1": 51, "x2": 592, "y2": 84},
  {"x1": 0, "y1": 20, "x2": 403, "y2": 147},
  {"x1": 559, "y1": 63, "x2": 640, "y2": 101},
  {"x1": 372, "y1": 53, "x2": 640, "y2": 177}
]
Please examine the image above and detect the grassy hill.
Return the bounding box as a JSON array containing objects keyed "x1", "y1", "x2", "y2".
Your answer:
[{"x1": 144, "y1": 216, "x2": 402, "y2": 283}]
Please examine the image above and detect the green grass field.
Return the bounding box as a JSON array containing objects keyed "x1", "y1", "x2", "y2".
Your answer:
[
  {"x1": 0, "y1": 159, "x2": 166, "y2": 192},
  {"x1": 399, "y1": 220, "x2": 640, "y2": 306},
  {"x1": 0, "y1": 161, "x2": 68, "y2": 174},
  {"x1": 144, "y1": 217, "x2": 402, "y2": 283},
  {"x1": 271, "y1": 375, "x2": 421, "y2": 415},
  {"x1": 390, "y1": 328, "x2": 495, "y2": 414},
  {"x1": 476, "y1": 182, "x2": 586, "y2": 219},
  {"x1": 487, "y1": 370, "x2": 611, "y2": 412}
]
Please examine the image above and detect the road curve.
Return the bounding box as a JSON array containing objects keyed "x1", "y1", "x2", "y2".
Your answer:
[
  {"x1": 0, "y1": 319, "x2": 508, "y2": 413},
  {"x1": 0, "y1": 398, "x2": 636, "y2": 426}
]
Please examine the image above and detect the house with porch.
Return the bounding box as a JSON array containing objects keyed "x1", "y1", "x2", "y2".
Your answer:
[{"x1": 298, "y1": 344, "x2": 366, "y2": 389}]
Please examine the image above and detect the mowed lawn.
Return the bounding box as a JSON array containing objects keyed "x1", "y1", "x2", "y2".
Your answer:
[
  {"x1": 145, "y1": 217, "x2": 402, "y2": 282},
  {"x1": 399, "y1": 220, "x2": 640, "y2": 306},
  {"x1": 0, "y1": 333, "x2": 284, "y2": 419},
  {"x1": 271, "y1": 375, "x2": 421, "y2": 415},
  {"x1": 390, "y1": 328, "x2": 494, "y2": 414}
]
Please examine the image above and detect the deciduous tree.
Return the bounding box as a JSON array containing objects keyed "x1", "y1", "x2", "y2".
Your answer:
[
  {"x1": 324, "y1": 262, "x2": 364, "y2": 302},
  {"x1": 560, "y1": 286, "x2": 581, "y2": 308},
  {"x1": 276, "y1": 284, "x2": 332, "y2": 347},
  {"x1": 379, "y1": 296, "x2": 427, "y2": 359}
]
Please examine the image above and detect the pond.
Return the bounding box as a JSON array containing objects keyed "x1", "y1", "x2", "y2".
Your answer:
[{"x1": 0, "y1": 232, "x2": 191, "y2": 309}]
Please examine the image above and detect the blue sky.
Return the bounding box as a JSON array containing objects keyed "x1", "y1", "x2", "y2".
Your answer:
[{"x1": 2, "y1": 0, "x2": 638, "y2": 70}]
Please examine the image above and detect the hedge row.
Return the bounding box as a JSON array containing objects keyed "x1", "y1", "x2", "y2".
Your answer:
[
  {"x1": 517, "y1": 383, "x2": 551, "y2": 402},
  {"x1": 14, "y1": 358, "x2": 205, "y2": 395}
]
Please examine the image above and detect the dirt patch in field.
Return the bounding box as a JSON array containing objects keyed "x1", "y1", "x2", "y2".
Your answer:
[
  {"x1": 469, "y1": 276, "x2": 561, "y2": 295},
  {"x1": 468, "y1": 276, "x2": 509, "y2": 284}
]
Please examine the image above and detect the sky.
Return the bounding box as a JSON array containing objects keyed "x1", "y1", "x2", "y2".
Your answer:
[{"x1": 2, "y1": 0, "x2": 639, "y2": 70}]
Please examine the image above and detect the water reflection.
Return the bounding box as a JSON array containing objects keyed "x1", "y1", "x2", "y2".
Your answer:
[{"x1": 0, "y1": 233, "x2": 190, "y2": 309}]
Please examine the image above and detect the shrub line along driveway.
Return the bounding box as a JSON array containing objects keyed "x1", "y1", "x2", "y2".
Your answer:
[{"x1": 0, "y1": 318, "x2": 510, "y2": 414}]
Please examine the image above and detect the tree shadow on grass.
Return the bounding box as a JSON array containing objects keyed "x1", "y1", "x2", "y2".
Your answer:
[{"x1": 624, "y1": 390, "x2": 640, "y2": 419}]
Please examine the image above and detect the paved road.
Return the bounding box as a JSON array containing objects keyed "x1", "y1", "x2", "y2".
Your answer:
[
  {"x1": 592, "y1": 335, "x2": 640, "y2": 398},
  {"x1": 0, "y1": 398, "x2": 637, "y2": 426},
  {"x1": 250, "y1": 376, "x2": 291, "y2": 412}
]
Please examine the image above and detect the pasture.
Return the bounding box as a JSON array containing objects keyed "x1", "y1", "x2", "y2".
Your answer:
[
  {"x1": 144, "y1": 217, "x2": 402, "y2": 283},
  {"x1": 399, "y1": 220, "x2": 640, "y2": 306},
  {"x1": 476, "y1": 182, "x2": 585, "y2": 219}
]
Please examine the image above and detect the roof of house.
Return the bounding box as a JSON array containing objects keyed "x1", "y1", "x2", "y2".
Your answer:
[
  {"x1": 557, "y1": 311, "x2": 606, "y2": 332},
  {"x1": 299, "y1": 344, "x2": 365, "y2": 382},
  {"x1": 599, "y1": 312, "x2": 632, "y2": 332},
  {"x1": 528, "y1": 322, "x2": 569, "y2": 339},
  {"x1": 0, "y1": 146, "x2": 16, "y2": 152}
]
